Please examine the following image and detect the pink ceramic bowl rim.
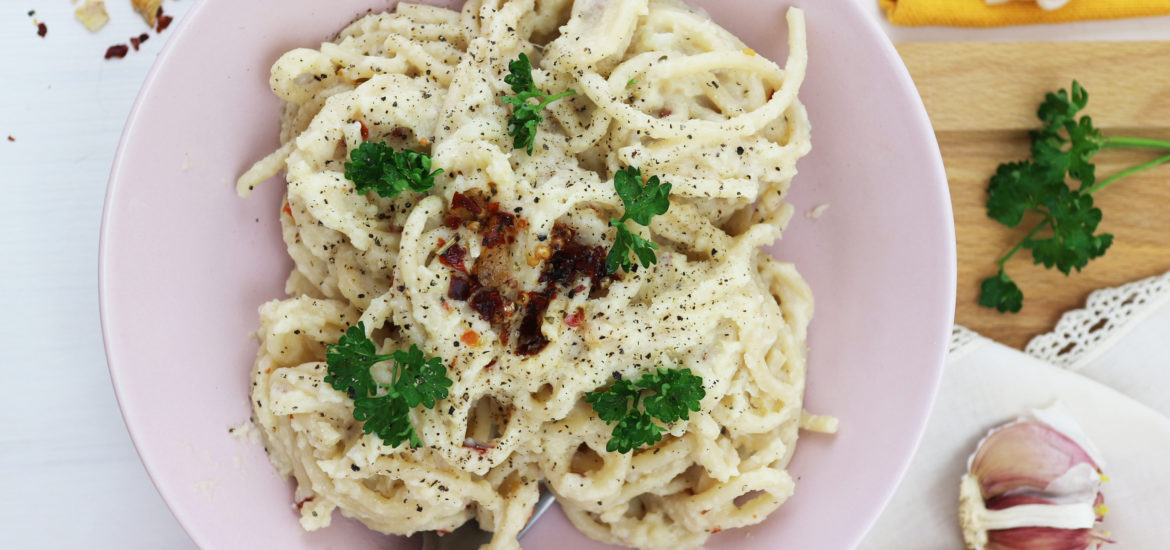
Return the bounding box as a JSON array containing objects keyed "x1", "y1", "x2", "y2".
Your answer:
[{"x1": 100, "y1": 1, "x2": 955, "y2": 548}]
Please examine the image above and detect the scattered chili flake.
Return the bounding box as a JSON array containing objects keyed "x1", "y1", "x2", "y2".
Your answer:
[
  {"x1": 130, "y1": 36, "x2": 141, "y2": 50},
  {"x1": 104, "y1": 44, "x2": 130, "y2": 59},
  {"x1": 139, "y1": 33, "x2": 150, "y2": 45},
  {"x1": 711, "y1": 528, "x2": 722, "y2": 534},
  {"x1": 282, "y1": 202, "x2": 292, "y2": 217},
  {"x1": 658, "y1": 109, "x2": 672, "y2": 118},
  {"x1": 436, "y1": 530, "x2": 451, "y2": 536},
  {"x1": 463, "y1": 438, "x2": 493, "y2": 454},
  {"x1": 419, "y1": 137, "x2": 429, "y2": 147},
  {"x1": 358, "y1": 120, "x2": 369, "y2": 140},
  {"x1": 294, "y1": 496, "x2": 315, "y2": 510},
  {"x1": 460, "y1": 330, "x2": 479, "y2": 347},
  {"x1": 564, "y1": 308, "x2": 584, "y2": 328},
  {"x1": 37, "y1": 22, "x2": 47, "y2": 38},
  {"x1": 439, "y1": 243, "x2": 468, "y2": 273},
  {"x1": 156, "y1": 11, "x2": 173, "y2": 32},
  {"x1": 443, "y1": 214, "x2": 463, "y2": 229},
  {"x1": 6, "y1": 136, "x2": 13, "y2": 143},
  {"x1": 390, "y1": 127, "x2": 407, "y2": 139}
]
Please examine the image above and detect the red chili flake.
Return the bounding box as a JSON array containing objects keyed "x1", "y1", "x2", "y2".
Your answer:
[
  {"x1": 282, "y1": 202, "x2": 293, "y2": 217},
  {"x1": 463, "y1": 438, "x2": 493, "y2": 454},
  {"x1": 37, "y1": 22, "x2": 47, "y2": 38},
  {"x1": 390, "y1": 127, "x2": 407, "y2": 139},
  {"x1": 443, "y1": 214, "x2": 463, "y2": 229},
  {"x1": 573, "y1": 284, "x2": 586, "y2": 294},
  {"x1": 439, "y1": 243, "x2": 468, "y2": 273},
  {"x1": 436, "y1": 530, "x2": 450, "y2": 536},
  {"x1": 5, "y1": 136, "x2": 13, "y2": 142},
  {"x1": 484, "y1": 359, "x2": 497, "y2": 370},
  {"x1": 711, "y1": 528, "x2": 722, "y2": 534},
  {"x1": 437, "y1": 238, "x2": 446, "y2": 247},
  {"x1": 515, "y1": 290, "x2": 554, "y2": 356},
  {"x1": 564, "y1": 308, "x2": 584, "y2": 328},
  {"x1": 451, "y1": 192, "x2": 483, "y2": 215},
  {"x1": 469, "y1": 289, "x2": 515, "y2": 325},
  {"x1": 104, "y1": 44, "x2": 130, "y2": 59},
  {"x1": 700, "y1": 510, "x2": 709, "y2": 515},
  {"x1": 358, "y1": 120, "x2": 369, "y2": 140},
  {"x1": 156, "y1": 14, "x2": 174, "y2": 33},
  {"x1": 658, "y1": 109, "x2": 672, "y2": 118},
  {"x1": 460, "y1": 330, "x2": 479, "y2": 347},
  {"x1": 447, "y1": 275, "x2": 477, "y2": 301},
  {"x1": 130, "y1": 36, "x2": 141, "y2": 51},
  {"x1": 138, "y1": 33, "x2": 150, "y2": 45},
  {"x1": 294, "y1": 496, "x2": 315, "y2": 510}
]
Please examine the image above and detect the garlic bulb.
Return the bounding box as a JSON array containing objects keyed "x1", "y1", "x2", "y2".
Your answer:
[{"x1": 959, "y1": 403, "x2": 1112, "y2": 550}]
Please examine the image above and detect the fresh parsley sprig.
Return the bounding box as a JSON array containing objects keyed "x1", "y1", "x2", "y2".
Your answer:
[
  {"x1": 344, "y1": 142, "x2": 443, "y2": 198},
  {"x1": 323, "y1": 322, "x2": 452, "y2": 448},
  {"x1": 980, "y1": 81, "x2": 1170, "y2": 313},
  {"x1": 606, "y1": 166, "x2": 672, "y2": 274},
  {"x1": 585, "y1": 368, "x2": 705, "y2": 453},
  {"x1": 503, "y1": 53, "x2": 575, "y2": 155}
]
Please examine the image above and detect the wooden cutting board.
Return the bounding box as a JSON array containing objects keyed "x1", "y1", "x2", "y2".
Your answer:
[{"x1": 896, "y1": 42, "x2": 1170, "y2": 350}]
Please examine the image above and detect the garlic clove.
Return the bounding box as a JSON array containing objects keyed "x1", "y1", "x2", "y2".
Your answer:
[
  {"x1": 985, "y1": 527, "x2": 1100, "y2": 550},
  {"x1": 959, "y1": 404, "x2": 1111, "y2": 550},
  {"x1": 970, "y1": 421, "x2": 1100, "y2": 501}
]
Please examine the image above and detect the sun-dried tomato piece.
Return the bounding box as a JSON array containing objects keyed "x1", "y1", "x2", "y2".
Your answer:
[
  {"x1": 515, "y1": 290, "x2": 555, "y2": 356},
  {"x1": 469, "y1": 289, "x2": 515, "y2": 325},
  {"x1": 439, "y1": 243, "x2": 468, "y2": 273},
  {"x1": 451, "y1": 191, "x2": 483, "y2": 215},
  {"x1": 448, "y1": 275, "x2": 477, "y2": 301}
]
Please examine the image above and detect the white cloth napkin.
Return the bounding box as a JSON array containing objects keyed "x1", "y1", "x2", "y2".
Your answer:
[{"x1": 860, "y1": 270, "x2": 1170, "y2": 549}]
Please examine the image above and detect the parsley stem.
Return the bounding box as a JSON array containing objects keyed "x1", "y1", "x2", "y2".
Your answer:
[
  {"x1": 1085, "y1": 152, "x2": 1170, "y2": 194},
  {"x1": 1102, "y1": 136, "x2": 1170, "y2": 151},
  {"x1": 997, "y1": 221, "x2": 1046, "y2": 268},
  {"x1": 536, "y1": 89, "x2": 575, "y2": 111}
]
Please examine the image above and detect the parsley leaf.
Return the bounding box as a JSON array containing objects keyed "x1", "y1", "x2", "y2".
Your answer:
[
  {"x1": 354, "y1": 392, "x2": 421, "y2": 448},
  {"x1": 606, "y1": 222, "x2": 659, "y2": 274},
  {"x1": 638, "y1": 368, "x2": 705, "y2": 423},
  {"x1": 585, "y1": 368, "x2": 705, "y2": 453},
  {"x1": 324, "y1": 323, "x2": 389, "y2": 399},
  {"x1": 979, "y1": 270, "x2": 1024, "y2": 314},
  {"x1": 324, "y1": 322, "x2": 452, "y2": 448},
  {"x1": 391, "y1": 345, "x2": 452, "y2": 409},
  {"x1": 502, "y1": 53, "x2": 575, "y2": 155},
  {"x1": 344, "y1": 141, "x2": 443, "y2": 198},
  {"x1": 979, "y1": 81, "x2": 1170, "y2": 313},
  {"x1": 606, "y1": 166, "x2": 672, "y2": 274},
  {"x1": 613, "y1": 166, "x2": 672, "y2": 225}
]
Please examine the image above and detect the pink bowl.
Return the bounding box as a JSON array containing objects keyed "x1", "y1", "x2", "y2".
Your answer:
[{"x1": 100, "y1": 1, "x2": 955, "y2": 548}]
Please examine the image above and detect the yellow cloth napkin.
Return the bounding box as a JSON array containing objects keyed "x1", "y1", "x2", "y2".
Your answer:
[{"x1": 881, "y1": 0, "x2": 1170, "y2": 27}]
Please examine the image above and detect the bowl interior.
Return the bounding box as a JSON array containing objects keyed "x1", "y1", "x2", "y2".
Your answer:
[{"x1": 100, "y1": 1, "x2": 954, "y2": 548}]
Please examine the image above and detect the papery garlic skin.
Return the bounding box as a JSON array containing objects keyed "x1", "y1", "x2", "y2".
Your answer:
[
  {"x1": 984, "y1": 0, "x2": 1071, "y2": 11},
  {"x1": 959, "y1": 404, "x2": 1110, "y2": 550}
]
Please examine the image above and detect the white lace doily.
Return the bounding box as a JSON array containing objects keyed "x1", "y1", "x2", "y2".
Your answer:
[
  {"x1": 947, "y1": 325, "x2": 986, "y2": 363},
  {"x1": 1025, "y1": 271, "x2": 1170, "y2": 371}
]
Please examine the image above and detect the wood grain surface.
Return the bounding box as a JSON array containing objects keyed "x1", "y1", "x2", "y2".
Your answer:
[{"x1": 898, "y1": 42, "x2": 1170, "y2": 349}]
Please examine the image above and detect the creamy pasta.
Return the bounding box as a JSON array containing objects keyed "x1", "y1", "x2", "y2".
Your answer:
[{"x1": 237, "y1": 0, "x2": 822, "y2": 548}]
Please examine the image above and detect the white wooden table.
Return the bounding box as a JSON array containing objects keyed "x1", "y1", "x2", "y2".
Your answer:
[{"x1": 1, "y1": 1, "x2": 1165, "y2": 548}]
